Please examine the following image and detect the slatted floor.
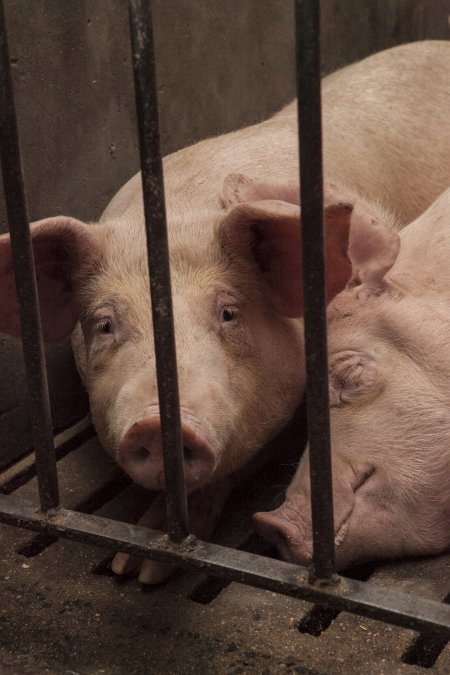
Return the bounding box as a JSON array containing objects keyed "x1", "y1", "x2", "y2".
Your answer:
[{"x1": 0, "y1": 416, "x2": 448, "y2": 674}]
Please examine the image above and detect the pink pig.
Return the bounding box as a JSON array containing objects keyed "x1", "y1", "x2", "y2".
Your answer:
[
  {"x1": 255, "y1": 189, "x2": 450, "y2": 569},
  {"x1": 0, "y1": 41, "x2": 450, "y2": 583}
]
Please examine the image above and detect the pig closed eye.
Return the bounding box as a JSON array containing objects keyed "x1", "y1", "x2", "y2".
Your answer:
[
  {"x1": 329, "y1": 351, "x2": 380, "y2": 406},
  {"x1": 341, "y1": 363, "x2": 364, "y2": 386}
]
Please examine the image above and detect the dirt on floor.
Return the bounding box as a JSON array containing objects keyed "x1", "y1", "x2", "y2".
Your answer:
[{"x1": 0, "y1": 417, "x2": 449, "y2": 674}]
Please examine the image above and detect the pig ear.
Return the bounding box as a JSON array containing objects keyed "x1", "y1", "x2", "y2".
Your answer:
[
  {"x1": 218, "y1": 199, "x2": 353, "y2": 317},
  {"x1": 348, "y1": 208, "x2": 400, "y2": 294},
  {"x1": 0, "y1": 216, "x2": 102, "y2": 342},
  {"x1": 222, "y1": 173, "x2": 300, "y2": 208}
]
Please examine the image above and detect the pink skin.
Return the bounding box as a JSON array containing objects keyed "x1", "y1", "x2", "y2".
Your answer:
[
  {"x1": 255, "y1": 189, "x2": 450, "y2": 569},
  {"x1": 3, "y1": 39, "x2": 450, "y2": 580}
]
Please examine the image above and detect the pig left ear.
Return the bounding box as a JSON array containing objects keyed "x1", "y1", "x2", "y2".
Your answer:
[
  {"x1": 217, "y1": 199, "x2": 353, "y2": 317},
  {"x1": 348, "y1": 208, "x2": 400, "y2": 294}
]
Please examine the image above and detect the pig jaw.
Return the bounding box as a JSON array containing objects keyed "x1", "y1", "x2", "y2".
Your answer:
[
  {"x1": 255, "y1": 458, "x2": 450, "y2": 569},
  {"x1": 252, "y1": 458, "x2": 372, "y2": 568}
]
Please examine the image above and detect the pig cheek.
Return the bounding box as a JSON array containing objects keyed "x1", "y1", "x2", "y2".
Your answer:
[
  {"x1": 336, "y1": 498, "x2": 402, "y2": 568},
  {"x1": 334, "y1": 474, "x2": 408, "y2": 568}
]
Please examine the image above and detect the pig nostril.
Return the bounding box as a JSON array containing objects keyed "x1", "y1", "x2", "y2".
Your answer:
[
  {"x1": 183, "y1": 446, "x2": 194, "y2": 462},
  {"x1": 118, "y1": 421, "x2": 215, "y2": 491},
  {"x1": 132, "y1": 447, "x2": 150, "y2": 462}
]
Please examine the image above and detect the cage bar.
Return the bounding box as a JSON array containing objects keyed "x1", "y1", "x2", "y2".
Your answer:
[
  {"x1": 0, "y1": 493, "x2": 449, "y2": 638},
  {"x1": 0, "y1": 0, "x2": 59, "y2": 512},
  {"x1": 295, "y1": 0, "x2": 337, "y2": 581},
  {"x1": 128, "y1": 0, "x2": 189, "y2": 542}
]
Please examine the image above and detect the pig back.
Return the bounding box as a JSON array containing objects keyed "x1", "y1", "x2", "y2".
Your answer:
[
  {"x1": 104, "y1": 40, "x2": 450, "y2": 235},
  {"x1": 321, "y1": 40, "x2": 450, "y2": 225}
]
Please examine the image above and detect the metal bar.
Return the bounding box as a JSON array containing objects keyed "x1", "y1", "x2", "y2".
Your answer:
[
  {"x1": 128, "y1": 0, "x2": 188, "y2": 542},
  {"x1": 0, "y1": 493, "x2": 449, "y2": 638},
  {"x1": 295, "y1": 0, "x2": 336, "y2": 582},
  {"x1": 0, "y1": 0, "x2": 59, "y2": 511}
]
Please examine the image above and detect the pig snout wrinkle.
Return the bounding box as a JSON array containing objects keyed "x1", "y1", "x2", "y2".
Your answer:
[
  {"x1": 253, "y1": 466, "x2": 379, "y2": 568},
  {"x1": 253, "y1": 510, "x2": 312, "y2": 565},
  {"x1": 117, "y1": 417, "x2": 215, "y2": 491}
]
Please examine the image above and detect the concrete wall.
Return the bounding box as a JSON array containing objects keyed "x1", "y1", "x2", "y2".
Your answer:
[{"x1": 1, "y1": 0, "x2": 449, "y2": 465}]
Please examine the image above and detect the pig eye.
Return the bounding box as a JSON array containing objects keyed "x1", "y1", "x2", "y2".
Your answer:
[
  {"x1": 222, "y1": 308, "x2": 235, "y2": 322},
  {"x1": 340, "y1": 363, "x2": 364, "y2": 387},
  {"x1": 329, "y1": 351, "x2": 380, "y2": 407},
  {"x1": 98, "y1": 319, "x2": 113, "y2": 335}
]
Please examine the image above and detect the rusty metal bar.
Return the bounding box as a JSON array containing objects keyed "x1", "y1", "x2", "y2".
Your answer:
[
  {"x1": 128, "y1": 0, "x2": 189, "y2": 542},
  {"x1": 0, "y1": 0, "x2": 59, "y2": 511},
  {"x1": 295, "y1": 0, "x2": 337, "y2": 583},
  {"x1": 0, "y1": 493, "x2": 449, "y2": 638}
]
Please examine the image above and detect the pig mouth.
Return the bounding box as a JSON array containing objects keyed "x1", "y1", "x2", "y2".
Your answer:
[
  {"x1": 333, "y1": 466, "x2": 377, "y2": 551},
  {"x1": 254, "y1": 465, "x2": 377, "y2": 566}
]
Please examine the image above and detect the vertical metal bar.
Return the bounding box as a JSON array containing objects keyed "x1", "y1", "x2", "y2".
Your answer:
[
  {"x1": 0, "y1": 0, "x2": 59, "y2": 511},
  {"x1": 128, "y1": 0, "x2": 189, "y2": 542},
  {"x1": 295, "y1": 0, "x2": 337, "y2": 581}
]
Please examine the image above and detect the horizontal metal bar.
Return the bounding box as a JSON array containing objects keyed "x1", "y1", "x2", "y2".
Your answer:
[
  {"x1": 128, "y1": 0, "x2": 188, "y2": 543},
  {"x1": 295, "y1": 0, "x2": 336, "y2": 581},
  {"x1": 0, "y1": 493, "x2": 449, "y2": 638},
  {"x1": 0, "y1": 0, "x2": 59, "y2": 511}
]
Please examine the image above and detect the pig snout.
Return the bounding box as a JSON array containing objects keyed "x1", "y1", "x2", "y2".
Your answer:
[
  {"x1": 254, "y1": 464, "x2": 382, "y2": 570},
  {"x1": 253, "y1": 507, "x2": 313, "y2": 566},
  {"x1": 117, "y1": 417, "x2": 215, "y2": 491}
]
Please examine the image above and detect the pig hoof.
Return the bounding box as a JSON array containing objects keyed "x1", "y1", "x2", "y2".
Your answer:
[
  {"x1": 111, "y1": 551, "x2": 176, "y2": 585},
  {"x1": 111, "y1": 551, "x2": 142, "y2": 576},
  {"x1": 138, "y1": 560, "x2": 176, "y2": 585}
]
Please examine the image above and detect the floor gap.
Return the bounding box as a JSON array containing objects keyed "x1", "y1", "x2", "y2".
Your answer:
[
  {"x1": 15, "y1": 472, "x2": 131, "y2": 558},
  {"x1": 189, "y1": 533, "x2": 277, "y2": 604},
  {"x1": 0, "y1": 418, "x2": 95, "y2": 494},
  {"x1": 401, "y1": 592, "x2": 450, "y2": 668},
  {"x1": 297, "y1": 562, "x2": 376, "y2": 637}
]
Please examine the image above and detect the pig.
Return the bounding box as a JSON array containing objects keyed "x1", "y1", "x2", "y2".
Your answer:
[
  {"x1": 254, "y1": 188, "x2": 450, "y2": 569},
  {"x1": 1, "y1": 41, "x2": 450, "y2": 583}
]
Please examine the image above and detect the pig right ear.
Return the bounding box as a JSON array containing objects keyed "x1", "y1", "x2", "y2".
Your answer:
[
  {"x1": 0, "y1": 216, "x2": 102, "y2": 342},
  {"x1": 347, "y1": 208, "x2": 400, "y2": 295},
  {"x1": 217, "y1": 199, "x2": 353, "y2": 317}
]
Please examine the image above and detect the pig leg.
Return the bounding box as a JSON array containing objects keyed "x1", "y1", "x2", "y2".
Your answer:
[
  {"x1": 111, "y1": 476, "x2": 235, "y2": 584},
  {"x1": 111, "y1": 494, "x2": 175, "y2": 584}
]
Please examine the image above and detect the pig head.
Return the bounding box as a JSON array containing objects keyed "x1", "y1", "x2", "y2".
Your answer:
[
  {"x1": 0, "y1": 176, "x2": 321, "y2": 493},
  {"x1": 255, "y1": 189, "x2": 450, "y2": 569}
]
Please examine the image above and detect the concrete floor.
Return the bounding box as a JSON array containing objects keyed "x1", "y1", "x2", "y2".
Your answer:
[{"x1": 0, "y1": 418, "x2": 449, "y2": 674}]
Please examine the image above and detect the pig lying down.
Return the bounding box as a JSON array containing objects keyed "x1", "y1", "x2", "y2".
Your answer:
[
  {"x1": 255, "y1": 189, "x2": 450, "y2": 569},
  {"x1": 0, "y1": 41, "x2": 450, "y2": 583}
]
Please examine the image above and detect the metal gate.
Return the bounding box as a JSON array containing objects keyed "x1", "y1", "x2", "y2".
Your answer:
[{"x1": 0, "y1": 0, "x2": 449, "y2": 641}]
